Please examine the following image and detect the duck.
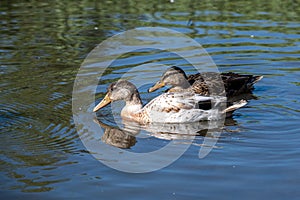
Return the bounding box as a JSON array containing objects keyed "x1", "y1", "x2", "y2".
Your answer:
[
  {"x1": 93, "y1": 79, "x2": 247, "y2": 124},
  {"x1": 148, "y1": 66, "x2": 263, "y2": 100}
]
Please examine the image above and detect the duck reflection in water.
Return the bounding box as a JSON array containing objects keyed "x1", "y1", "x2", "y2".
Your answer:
[
  {"x1": 94, "y1": 119, "x2": 138, "y2": 149},
  {"x1": 93, "y1": 117, "x2": 238, "y2": 149}
]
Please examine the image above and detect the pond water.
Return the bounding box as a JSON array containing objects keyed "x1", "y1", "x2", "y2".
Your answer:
[{"x1": 1, "y1": 0, "x2": 300, "y2": 199}]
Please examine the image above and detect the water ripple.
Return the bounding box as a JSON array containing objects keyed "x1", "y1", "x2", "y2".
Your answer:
[{"x1": 1, "y1": 0, "x2": 300, "y2": 198}]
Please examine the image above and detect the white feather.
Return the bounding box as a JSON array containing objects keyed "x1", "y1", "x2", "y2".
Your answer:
[{"x1": 142, "y1": 92, "x2": 228, "y2": 123}]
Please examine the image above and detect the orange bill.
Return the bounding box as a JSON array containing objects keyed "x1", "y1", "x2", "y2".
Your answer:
[
  {"x1": 148, "y1": 81, "x2": 165, "y2": 93},
  {"x1": 93, "y1": 93, "x2": 111, "y2": 112}
]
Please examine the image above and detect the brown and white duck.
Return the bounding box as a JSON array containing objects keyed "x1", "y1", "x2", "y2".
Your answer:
[
  {"x1": 148, "y1": 66, "x2": 263, "y2": 99},
  {"x1": 93, "y1": 79, "x2": 247, "y2": 124}
]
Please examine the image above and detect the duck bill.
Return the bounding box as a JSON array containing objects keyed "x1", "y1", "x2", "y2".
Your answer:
[
  {"x1": 93, "y1": 93, "x2": 111, "y2": 112},
  {"x1": 148, "y1": 81, "x2": 165, "y2": 92}
]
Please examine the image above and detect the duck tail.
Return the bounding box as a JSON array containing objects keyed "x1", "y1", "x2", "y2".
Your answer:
[
  {"x1": 249, "y1": 75, "x2": 263, "y2": 86},
  {"x1": 223, "y1": 100, "x2": 247, "y2": 113}
]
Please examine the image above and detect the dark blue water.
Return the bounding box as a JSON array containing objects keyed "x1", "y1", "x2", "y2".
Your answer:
[{"x1": 1, "y1": 0, "x2": 300, "y2": 199}]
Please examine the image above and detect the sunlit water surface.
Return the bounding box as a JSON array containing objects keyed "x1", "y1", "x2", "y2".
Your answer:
[{"x1": 1, "y1": 0, "x2": 300, "y2": 199}]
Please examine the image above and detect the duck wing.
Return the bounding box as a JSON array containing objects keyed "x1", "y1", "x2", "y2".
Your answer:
[
  {"x1": 187, "y1": 72, "x2": 225, "y2": 96},
  {"x1": 143, "y1": 93, "x2": 226, "y2": 123},
  {"x1": 187, "y1": 72, "x2": 263, "y2": 97},
  {"x1": 221, "y1": 72, "x2": 263, "y2": 96},
  {"x1": 144, "y1": 92, "x2": 213, "y2": 112}
]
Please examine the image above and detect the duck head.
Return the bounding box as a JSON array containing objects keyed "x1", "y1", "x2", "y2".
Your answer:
[
  {"x1": 148, "y1": 66, "x2": 190, "y2": 92},
  {"x1": 93, "y1": 80, "x2": 142, "y2": 112}
]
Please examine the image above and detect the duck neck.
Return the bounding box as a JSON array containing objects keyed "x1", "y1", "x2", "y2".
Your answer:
[
  {"x1": 178, "y1": 79, "x2": 191, "y2": 89},
  {"x1": 121, "y1": 92, "x2": 143, "y2": 117},
  {"x1": 127, "y1": 92, "x2": 143, "y2": 107},
  {"x1": 170, "y1": 78, "x2": 191, "y2": 92}
]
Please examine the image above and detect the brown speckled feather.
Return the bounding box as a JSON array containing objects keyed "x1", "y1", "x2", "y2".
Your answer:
[{"x1": 187, "y1": 72, "x2": 263, "y2": 97}]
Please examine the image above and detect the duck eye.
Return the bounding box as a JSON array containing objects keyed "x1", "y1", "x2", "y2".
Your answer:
[
  {"x1": 107, "y1": 86, "x2": 114, "y2": 93},
  {"x1": 112, "y1": 85, "x2": 118, "y2": 91}
]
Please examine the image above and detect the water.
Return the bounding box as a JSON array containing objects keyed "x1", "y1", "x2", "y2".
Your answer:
[{"x1": 1, "y1": 0, "x2": 300, "y2": 199}]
